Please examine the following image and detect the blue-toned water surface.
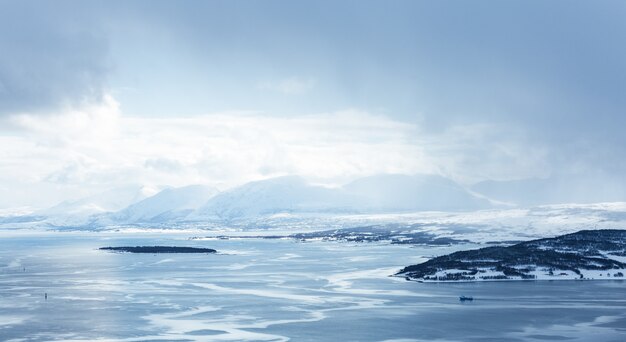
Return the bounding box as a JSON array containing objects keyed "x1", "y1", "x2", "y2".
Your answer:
[{"x1": 0, "y1": 232, "x2": 624, "y2": 341}]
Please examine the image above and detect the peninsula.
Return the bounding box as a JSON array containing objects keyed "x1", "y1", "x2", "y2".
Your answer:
[{"x1": 397, "y1": 229, "x2": 626, "y2": 281}]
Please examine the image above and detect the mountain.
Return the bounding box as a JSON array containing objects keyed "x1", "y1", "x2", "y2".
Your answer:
[
  {"x1": 111, "y1": 185, "x2": 219, "y2": 223},
  {"x1": 35, "y1": 185, "x2": 159, "y2": 226},
  {"x1": 472, "y1": 176, "x2": 626, "y2": 207},
  {"x1": 2, "y1": 174, "x2": 493, "y2": 228},
  {"x1": 189, "y1": 174, "x2": 490, "y2": 221},
  {"x1": 188, "y1": 176, "x2": 352, "y2": 221},
  {"x1": 343, "y1": 174, "x2": 491, "y2": 212},
  {"x1": 397, "y1": 229, "x2": 626, "y2": 281}
]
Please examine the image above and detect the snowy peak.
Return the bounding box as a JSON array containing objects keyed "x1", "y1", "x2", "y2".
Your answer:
[
  {"x1": 189, "y1": 174, "x2": 490, "y2": 221},
  {"x1": 112, "y1": 185, "x2": 219, "y2": 223},
  {"x1": 4, "y1": 174, "x2": 492, "y2": 227},
  {"x1": 33, "y1": 184, "x2": 159, "y2": 226},
  {"x1": 189, "y1": 176, "x2": 350, "y2": 221},
  {"x1": 40, "y1": 184, "x2": 157, "y2": 217}
]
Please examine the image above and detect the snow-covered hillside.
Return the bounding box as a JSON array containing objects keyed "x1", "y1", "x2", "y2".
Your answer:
[
  {"x1": 3, "y1": 174, "x2": 626, "y2": 237},
  {"x1": 188, "y1": 176, "x2": 354, "y2": 221},
  {"x1": 34, "y1": 185, "x2": 159, "y2": 226},
  {"x1": 397, "y1": 229, "x2": 626, "y2": 282},
  {"x1": 110, "y1": 185, "x2": 219, "y2": 223},
  {"x1": 188, "y1": 174, "x2": 489, "y2": 221}
]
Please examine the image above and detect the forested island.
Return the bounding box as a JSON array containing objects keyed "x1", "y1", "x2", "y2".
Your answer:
[
  {"x1": 397, "y1": 229, "x2": 626, "y2": 281},
  {"x1": 100, "y1": 246, "x2": 217, "y2": 253}
]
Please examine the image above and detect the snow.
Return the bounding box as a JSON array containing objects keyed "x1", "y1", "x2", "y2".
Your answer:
[
  {"x1": 40, "y1": 184, "x2": 158, "y2": 217},
  {"x1": 188, "y1": 176, "x2": 354, "y2": 221},
  {"x1": 603, "y1": 253, "x2": 626, "y2": 263},
  {"x1": 433, "y1": 269, "x2": 474, "y2": 277},
  {"x1": 188, "y1": 174, "x2": 489, "y2": 221},
  {"x1": 415, "y1": 265, "x2": 626, "y2": 282},
  {"x1": 1, "y1": 175, "x2": 626, "y2": 246},
  {"x1": 24, "y1": 184, "x2": 159, "y2": 226},
  {"x1": 111, "y1": 185, "x2": 219, "y2": 223}
]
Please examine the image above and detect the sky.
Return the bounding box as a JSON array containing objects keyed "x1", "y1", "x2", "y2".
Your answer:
[{"x1": 1, "y1": 0, "x2": 626, "y2": 209}]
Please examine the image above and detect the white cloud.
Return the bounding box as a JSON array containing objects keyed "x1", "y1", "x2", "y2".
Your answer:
[
  {"x1": 426, "y1": 123, "x2": 552, "y2": 183},
  {"x1": 257, "y1": 77, "x2": 316, "y2": 95},
  {"x1": 0, "y1": 101, "x2": 433, "y2": 208},
  {"x1": 0, "y1": 95, "x2": 554, "y2": 209},
  {"x1": 144, "y1": 157, "x2": 184, "y2": 173}
]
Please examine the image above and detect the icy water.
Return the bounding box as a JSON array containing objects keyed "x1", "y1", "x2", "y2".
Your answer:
[{"x1": 0, "y1": 232, "x2": 625, "y2": 342}]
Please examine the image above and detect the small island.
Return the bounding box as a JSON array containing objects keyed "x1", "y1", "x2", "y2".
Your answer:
[
  {"x1": 100, "y1": 246, "x2": 217, "y2": 253},
  {"x1": 397, "y1": 229, "x2": 626, "y2": 282}
]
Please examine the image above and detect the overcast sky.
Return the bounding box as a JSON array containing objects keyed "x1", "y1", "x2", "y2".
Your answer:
[{"x1": 1, "y1": 0, "x2": 626, "y2": 209}]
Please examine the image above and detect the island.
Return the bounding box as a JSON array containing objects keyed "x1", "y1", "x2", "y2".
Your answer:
[
  {"x1": 100, "y1": 246, "x2": 217, "y2": 253},
  {"x1": 397, "y1": 229, "x2": 626, "y2": 281}
]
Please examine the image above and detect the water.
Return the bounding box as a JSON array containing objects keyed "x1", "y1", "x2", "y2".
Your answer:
[{"x1": 0, "y1": 232, "x2": 625, "y2": 341}]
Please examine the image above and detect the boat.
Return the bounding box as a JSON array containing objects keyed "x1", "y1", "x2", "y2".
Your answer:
[{"x1": 459, "y1": 296, "x2": 473, "y2": 301}]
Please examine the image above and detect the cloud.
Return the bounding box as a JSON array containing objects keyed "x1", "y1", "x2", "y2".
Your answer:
[
  {"x1": 0, "y1": 101, "x2": 440, "y2": 207},
  {"x1": 425, "y1": 123, "x2": 552, "y2": 183},
  {"x1": 258, "y1": 78, "x2": 316, "y2": 95},
  {"x1": 0, "y1": 1, "x2": 110, "y2": 115},
  {"x1": 144, "y1": 158, "x2": 184, "y2": 173},
  {"x1": 0, "y1": 91, "x2": 566, "y2": 209},
  {"x1": 2, "y1": 1, "x2": 626, "y2": 208}
]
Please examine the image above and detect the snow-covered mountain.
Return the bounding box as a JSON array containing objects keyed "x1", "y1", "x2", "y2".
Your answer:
[
  {"x1": 35, "y1": 185, "x2": 159, "y2": 226},
  {"x1": 110, "y1": 185, "x2": 219, "y2": 223},
  {"x1": 188, "y1": 176, "x2": 353, "y2": 221},
  {"x1": 188, "y1": 174, "x2": 490, "y2": 221},
  {"x1": 0, "y1": 174, "x2": 493, "y2": 228}
]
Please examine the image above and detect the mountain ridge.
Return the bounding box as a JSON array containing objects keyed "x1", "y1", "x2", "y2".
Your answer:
[{"x1": 1, "y1": 173, "x2": 493, "y2": 227}]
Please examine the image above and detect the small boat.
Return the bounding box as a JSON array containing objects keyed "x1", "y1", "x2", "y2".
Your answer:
[{"x1": 459, "y1": 296, "x2": 473, "y2": 301}]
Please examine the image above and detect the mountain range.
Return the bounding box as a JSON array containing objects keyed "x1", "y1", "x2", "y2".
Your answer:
[
  {"x1": 0, "y1": 174, "x2": 491, "y2": 227},
  {"x1": 3, "y1": 173, "x2": 625, "y2": 228}
]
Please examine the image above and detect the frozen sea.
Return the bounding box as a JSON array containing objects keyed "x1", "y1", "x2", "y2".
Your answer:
[{"x1": 1, "y1": 232, "x2": 625, "y2": 341}]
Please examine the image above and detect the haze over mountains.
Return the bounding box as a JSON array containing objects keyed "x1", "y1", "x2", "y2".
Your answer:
[
  {"x1": 2, "y1": 173, "x2": 625, "y2": 228},
  {"x1": 32, "y1": 185, "x2": 159, "y2": 226},
  {"x1": 472, "y1": 176, "x2": 626, "y2": 207}
]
